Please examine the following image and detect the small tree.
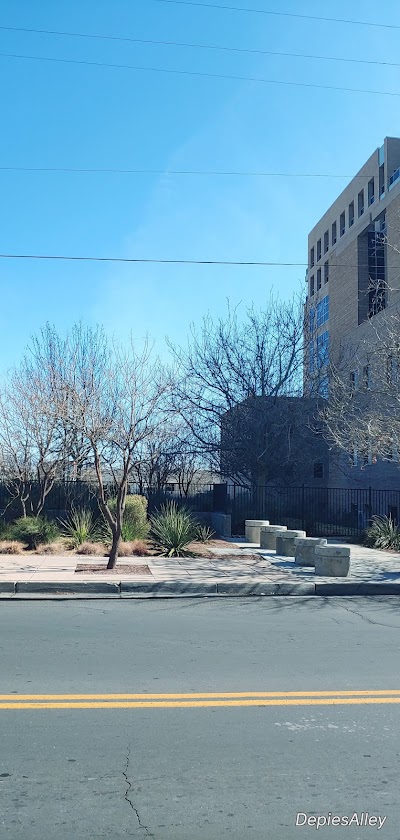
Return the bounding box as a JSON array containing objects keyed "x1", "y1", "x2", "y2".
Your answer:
[
  {"x1": 27, "y1": 324, "x2": 170, "y2": 568},
  {"x1": 168, "y1": 296, "x2": 308, "y2": 485}
]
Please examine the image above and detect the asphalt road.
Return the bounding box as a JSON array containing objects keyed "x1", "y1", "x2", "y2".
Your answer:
[{"x1": 0, "y1": 596, "x2": 400, "y2": 840}]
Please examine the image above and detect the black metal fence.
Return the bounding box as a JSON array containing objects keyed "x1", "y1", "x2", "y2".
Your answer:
[
  {"x1": 1, "y1": 480, "x2": 400, "y2": 539},
  {"x1": 224, "y1": 484, "x2": 400, "y2": 539}
]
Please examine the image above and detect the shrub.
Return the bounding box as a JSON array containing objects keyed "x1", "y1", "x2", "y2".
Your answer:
[
  {"x1": 119, "y1": 539, "x2": 149, "y2": 557},
  {"x1": 150, "y1": 502, "x2": 197, "y2": 557},
  {"x1": 76, "y1": 542, "x2": 106, "y2": 556},
  {"x1": 195, "y1": 524, "x2": 216, "y2": 543},
  {"x1": 59, "y1": 507, "x2": 100, "y2": 548},
  {"x1": 364, "y1": 515, "x2": 400, "y2": 550},
  {"x1": 34, "y1": 542, "x2": 67, "y2": 555},
  {"x1": 10, "y1": 517, "x2": 59, "y2": 550},
  {"x1": 0, "y1": 540, "x2": 25, "y2": 554},
  {"x1": 105, "y1": 494, "x2": 150, "y2": 541}
]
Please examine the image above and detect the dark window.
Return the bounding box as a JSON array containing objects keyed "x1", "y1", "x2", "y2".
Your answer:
[
  {"x1": 317, "y1": 268, "x2": 322, "y2": 290},
  {"x1": 317, "y1": 239, "x2": 322, "y2": 261},
  {"x1": 379, "y1": 164, "x2": 385, "y2": 197},
  {"x1": 349, "y1": 201, "x2": 355, "y2": 227},
  {"x1": 324, "y1": 231, "x2": 329, "y2": 253},
  {"x1": 310, "y1": 247, "x2": 315, "y2": 268},
  {"x1": 340, "y1": 212, "x2": 345, "y2": 236},
  {"x1": 368, "y1": 230, "x2": 386, "y2": 317},
  {"x1": 332, "y1": 221, "x2": 337, "y2": 245},
  {"x1": 362, "y1": 364, "x2": 370, "y2": 389},
  {"x1": 313, "y1": 462, "x2": 324, "y2": 479},
  {"x1": 368, "y1": 178, "x2": 375, "y2": 206},
  {"x1": 310, "y1": 274, "x2": 315, "y2": 296},
  {"x1": 358, "y1": 189, "x2": 364, "y2": 217},
  {"x1": 324, "y1": 260, "x2": 329, "y2": 283}
]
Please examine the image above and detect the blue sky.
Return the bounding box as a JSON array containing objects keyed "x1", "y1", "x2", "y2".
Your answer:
[{"x1": 1, "y1": 0, "x2": 400, "y2": 370}]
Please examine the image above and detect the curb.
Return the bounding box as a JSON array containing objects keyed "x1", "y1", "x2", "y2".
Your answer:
[{"x1": 1, "y1": 580, "x2": 400, "y2": 598}]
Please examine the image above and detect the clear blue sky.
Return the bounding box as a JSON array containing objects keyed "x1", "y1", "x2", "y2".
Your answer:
[{"x1": 1, "y1": 0, "x2": 400, "y2": 371}]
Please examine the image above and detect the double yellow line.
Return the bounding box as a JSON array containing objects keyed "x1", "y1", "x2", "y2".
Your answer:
[{"x1": 0, "y1": 690, "x2": 400, "y2": 709}]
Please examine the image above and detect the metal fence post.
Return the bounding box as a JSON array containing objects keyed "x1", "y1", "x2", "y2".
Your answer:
[{"x1": 301, "y1": 484, "x2": 305, "y2": 532}]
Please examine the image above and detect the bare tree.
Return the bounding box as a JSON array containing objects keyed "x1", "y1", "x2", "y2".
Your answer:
[
  {"x1": 25, "y1": 324, "x2": 171, "y2": 568},
  {"x1": 168, "y1": 296, "x2": 311, "y2": 485},
  {"x1": 320, "y1": 310, "x2": 400, "y2": 465}
]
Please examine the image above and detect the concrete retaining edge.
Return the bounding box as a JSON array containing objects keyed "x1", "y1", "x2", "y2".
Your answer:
[{"x1": 0, "y1": 580, "x2": 400, "y2": 598}]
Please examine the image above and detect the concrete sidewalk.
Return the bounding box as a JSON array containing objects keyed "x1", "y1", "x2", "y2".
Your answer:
[{"x1": 0, "y1": 538, "x2": 400, "y2": 597}]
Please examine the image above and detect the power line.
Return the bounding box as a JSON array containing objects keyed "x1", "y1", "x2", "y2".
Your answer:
[
  {"x1": 1, "y1": 24, "x2": 399, "y2": 69},
  {"x1": 153, "y1": 0, "x2": 400, "y2": 31},
  {"x1": 0, "y1": 253, "x2": 393, "y2": 269},
  {"x1": 1, "y1": 51, "x2": 400, "y2": 98},
  {"x1": 0, "y1": 166, "x2": 377, "y2": 179}
]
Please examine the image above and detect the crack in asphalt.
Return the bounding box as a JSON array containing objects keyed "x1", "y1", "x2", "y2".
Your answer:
[
  {"x1": 123, "y1": 746, "x2": 154, "y2": 837},
  {"x1": 335, "y1": 600, "x2": 400, "y2": 629}
]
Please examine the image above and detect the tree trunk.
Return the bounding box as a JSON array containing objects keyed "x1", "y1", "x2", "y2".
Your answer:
[{"x1": 107, "y1": 525, "x2": 121, "y2": 569}]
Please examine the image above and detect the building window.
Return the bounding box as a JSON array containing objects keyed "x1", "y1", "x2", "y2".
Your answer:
[
  {"x1": 310, "y1": 274, "x2": 315, "y2": 296},
  {"x1": 310, "y1": 247, "x2": 315, "y2": 268},
  {"x1": 332, "y1": 221, "x2": 337, "y2": 245},
  {"x1": 324, "y1": 231, "x2": 329, "y2": 253},
  {"x1": 317, "y1": 331, "x2": 329, "y2": 368},
  {"x1": 368, "y1": 230, "x2": 386, "y2": 317},
  {"x1": 350, "y1": 370, "x2": 359, "y2": 390},
  {"x1": 340, "y1": 212, "x2": 345, "y2": 236},
  {"x1": 318, "y1": 377, "x2": 329, "y2": 399},
  {"x1": 379, "y1": 164, "x2": 385, "y2": 197},
  {"x1": 317, "y1": 268, "x2": 322, "y2": 290},
  {"x1": 358, "y1": 189, "x2": 364, "y2": 217},
  {"x1": 324, "y1": 260, "x2": 329, "y2": 284},
  {"x1": 349, "y1": 201, "x2": 355, "y2": 227},
  {"x1": 362, "y1": 364, "x2": 370, "y2": 389},
  {"x1": 313, "y1": 462, "x2": 324, "y2": 479},
  {"x1": 368, "y1": 177, "x2": 375, "y2": 206},
  {"x1": 317, "y1": 239, "x2": 322, "y2": 261},
  {"x1": 309, "y1": 341, "x2": 315, "y2": 375},
  {"x1": 317, "y1": 295, "x2": 329, "y2": 327}
]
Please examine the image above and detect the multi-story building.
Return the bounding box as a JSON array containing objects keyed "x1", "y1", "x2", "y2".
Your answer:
[{"x1": 306, "y1": 136, "x2": 400, "y2": 488}]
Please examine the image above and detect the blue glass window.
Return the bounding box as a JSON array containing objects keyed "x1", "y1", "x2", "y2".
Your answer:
[
  {"x1": 317, "y1": 331, "x2": 329, "y2": 368},
  {"x1": 317, "y1": 296, "x2": 329, "y2": 327}
]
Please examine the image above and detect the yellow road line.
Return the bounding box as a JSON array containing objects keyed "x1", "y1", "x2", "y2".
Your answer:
[
  {"x1": 0, "y1": 690, "x2": 399, "y2": 701},
  {"x1": 1, "y1": 698, "x2": 400, "y2": 709}
]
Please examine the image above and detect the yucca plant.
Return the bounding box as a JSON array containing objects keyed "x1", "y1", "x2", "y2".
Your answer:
[
  {"x1": 150, "y1": 502, "x2": 197, "y2": 557},
  {"x1": 195, "y1": 524, "x2": 216, "y2": 543},
  {"x1": 59, "y1": 507, "x2": 100, "y2": 548},
  {"x1": 364, "y1": 514, "x2": 400, "y2": 550}
]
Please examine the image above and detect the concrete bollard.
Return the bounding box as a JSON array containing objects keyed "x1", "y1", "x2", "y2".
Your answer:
[
  {"x1": 260, "y1": 525, "x2": 288, "y2": 551},
  {"x1": 245, "y1": 520, "x2": 270, "y2": 544},
  {"x1": 314, "y1": 545, "x2": 350, "y2": 577},
  {"x1": 275, "y1": 530, "x2": 306, "y2": 557},
  {"x1": 294, "y1": 537, "x2": 327, "y2": 566}
]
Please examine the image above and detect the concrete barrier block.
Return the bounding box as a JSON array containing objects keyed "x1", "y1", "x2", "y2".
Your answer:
[
  {"x1": 314, "y1": 545, "x2": 351, "y2": 577},
  {"x1": 294, "y1": 537, "x2": 327, "y2": 566},
  {"x1": 260, "y1": 525, "x2": 288, "y2": 550},
  {"x1": 275, "y1": 530, "x2": 306, "y2": 557},
  {"x1": 245, "y1": 520, "x2": 270, "y2": 544}
]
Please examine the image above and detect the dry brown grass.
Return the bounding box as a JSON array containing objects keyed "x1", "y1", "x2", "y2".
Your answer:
[
  {"x1": 76, "y1": 542, "x2": 107, "y2": 556},
  {"x1": 34, "y1": 542, "x2": 68, "y2": 555},
  {"x1": 0, "y1": 540, "x2": 26, "y2": 554},
  {"x1": 119, "y1": 539, "x2": 150, "y2": 556}
]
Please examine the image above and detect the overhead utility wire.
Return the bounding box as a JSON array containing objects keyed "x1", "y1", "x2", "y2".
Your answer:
[
  {"x1": 1, "y1": 52, "x2": 399, "y2": 98},
  {"x1": 0, "y1": 166, "x2": 377, "y2": 178},
  {"x1": 0, "y1": 24, "x2": 399, "y2": 69},
  {"x1": 153, "y1": 0, "x2": 400, "y2": 30},
  {"x1": 0, "y1": 253, "x2": 389, "y2": 269}
]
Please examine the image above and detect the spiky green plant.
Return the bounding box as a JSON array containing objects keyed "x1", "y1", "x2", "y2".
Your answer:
[
  {"x1": 364, "y1": 515, "x2": 400, "y2": 550},
  {"x1": 194, "y1": 524, "x2": 216, "y2": 543},
  {"x1": 150, "y1": 502, "x2": 197, "y2": 557},
  {"x1": 59, "y1": 507, "x2": 100, "y2": 548}
]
